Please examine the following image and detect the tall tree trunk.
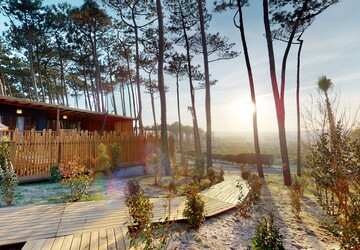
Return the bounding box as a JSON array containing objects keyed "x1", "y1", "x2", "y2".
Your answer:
[
  {"x1": 156, "y1": 0, "x2": 171, "y2": 176},
  {"x1": 263, "y1": 0, "x2": 291, "y2": 186},
  {"x1": 57, "y1": 41, "x2": 68, "y2": 106},
  {"x1": 35, "y1": 41, "x2": 46, "y2": 102},
  {"x1": 43, "y1": 64, "x2": 53, "y2": 104},
  {"x1": 107, "y1": 50, "x2": 117, "y2": 115},
  {"x1": 83, "y1": 67, "x2": 92, "y2": 111},
  {"x1": 120, "y1": 82, "x2": 126, "y2": 116},
  {"x1": 237, "y1": 0, "x2": 264, "y2": 178},
  {"x1": 296, "y1": 37, "x2": 303, "y2": 177},
  {"x1": 150, "y1": 90, "x2": 158, "y2": 135},
  {"x1": 176, "y1": 74, "x2": 184, "y2": 163},
  {"x1": 133, "y1": 23, "x2": 144, "y2": 135},
  {"x1": 92, "y1": 35, "x2": 105, "y2": 112},
  {"x1": 198, "y1": 0, "x2": 212, "y2": 171},
  {"x1": 28, "y1": 39, "x2": 39, "y2": 101},
  {"x1": 180, "y1": 6, "x2": 202, "y2": 154},
  {"x1": 127, "y1": 82, "x2": 132, "y2": 117}
]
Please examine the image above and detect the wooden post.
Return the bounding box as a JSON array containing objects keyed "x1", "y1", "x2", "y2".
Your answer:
[
  {"x1": 56, "y1": 108, "x2": 60, "y2": 135},
  {"x1": 56, "y1": 108, "x2": 61, "y2": 165}
]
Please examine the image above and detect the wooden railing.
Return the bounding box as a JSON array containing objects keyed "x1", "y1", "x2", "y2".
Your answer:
[{"x1": 2, "y1": 129, "x2": 173, "y2": 178}]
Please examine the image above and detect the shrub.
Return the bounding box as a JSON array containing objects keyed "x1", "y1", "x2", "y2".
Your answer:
[
  {"x1": 0, "y1": 137, "x2": 18, "y2": 206},
  {"x1": 125, "y1": 180, "x2": 153, "y2": 227},
  {"x1": 49, "y1": 165, "x2": 62, "y2": 183},
  {"x1": 96, "y1": 143, "x2": 110, "y2": 174},
  {"x1": 191, "y1": 154, "x2": 205, "y2": 186},
  {"x1": 289, "y1": 176, "x2": 307, "y2": 220},
  {"x1": 146, "y1": 151, "x2": 164, "y2": 185},
  {"x1": 248, "y1": 173, "x2": 263, "y2": 204},
  {"x1": 217, "y1": 168, "x2": 225, "y2": 183},
  {"x1": 208, "y1": 168, "x2": 225, "y2": 185},
  {"x1": 207, "y1": 168, "x2": 217, "y2": 184},
  {"x1": 59, "y1": 160, "x2": 93, "y2": 201},
  {"x1": 183, "y1": 185, "x2": 205, "y2": 228},
  {"x1": 109, "y1": 143, "x2": 122, "y2": 171},
  {"x1": 168, "y1": 179, "x2": 177, "y2": 193},
  {"x1": 241, "y1": 168, "x2": 251, "y2": 180},
  {"x1": 125, "y1": 182, "x2": 179, "y2": 249},
  {"x1": 236, "y1": 173, "x2": 263, "y2": 218},
  {"x1": 251, "y1": 213, "x2": 285, "y2": 250},
  {"x1": 0, "y1": 163, "x2": 18, "y2": 206},
  {"x1": 0, "y1": 136, "x2": 11, "y2": 170}
]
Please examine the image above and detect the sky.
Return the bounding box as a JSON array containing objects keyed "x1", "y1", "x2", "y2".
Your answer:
[{"x1": 1, "y1": 0, "x2": 359, "y2": 135}]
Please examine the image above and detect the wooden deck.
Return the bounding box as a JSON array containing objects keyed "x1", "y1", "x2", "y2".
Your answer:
[{"x1": 0, "y1": 174, "x2": 248, "y2": 249}]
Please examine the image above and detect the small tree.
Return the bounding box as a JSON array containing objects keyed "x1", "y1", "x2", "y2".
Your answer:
[{"x1": 0, "y1": 137, "x2": 18, "y2": 206}]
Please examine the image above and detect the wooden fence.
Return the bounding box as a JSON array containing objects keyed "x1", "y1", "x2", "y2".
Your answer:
[{"x1": 2, "y1": 129, "x2": 174, "y2": 178}]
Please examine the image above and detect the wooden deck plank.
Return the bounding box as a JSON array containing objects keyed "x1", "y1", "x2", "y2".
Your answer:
[
  {"x1": 60, "y1": 235, "x2": 74, "y2": 250},
  {"x1": 32, "y1": 238, "x2": 46, "y2": 250},
  {"x1": 70, "y1": 234, "x2": 82, "y2": 250},
  {"x1": 22, "y1": 240, "x2": 37, "y2": 250},
  {"x1": 89, "y1": 231, "x2": 99, "y2": 250},
  {"x1": 42, "y1": 238, "x2": 56, "y2": 250},
  {"x1": 51, "y1": 237, "x2": 65, "y2": 250},
  {"x1": 79, "y1": 232, "x2": 90, "y2": 250},
  {"x1": 98, "y1": 230, "x2": 107, "y2": 250},
  {"x1": 107, "y1": 229, "x2": 116, "y2": 250}
]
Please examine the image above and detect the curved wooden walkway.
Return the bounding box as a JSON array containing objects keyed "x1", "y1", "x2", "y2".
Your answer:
[{"x1": 0, "y1": 174, "x2": 248, "y2": 249}]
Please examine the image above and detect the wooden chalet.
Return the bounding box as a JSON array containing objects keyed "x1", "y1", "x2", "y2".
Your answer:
[
  {"x1": 0, "y1": 95, "x2": 134, "y2": 133},
  {"x1": 0, "y1": 96, "x2": 170, "y2": 182}
]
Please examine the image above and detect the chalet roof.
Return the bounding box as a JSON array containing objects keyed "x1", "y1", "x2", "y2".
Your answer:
[{"x1": 0, "y1": 95, "x2": 135, "y2": 121}]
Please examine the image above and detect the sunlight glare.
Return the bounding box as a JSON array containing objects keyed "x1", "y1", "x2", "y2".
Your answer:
[{"x1": 233, "y1": 98, "x2": 255, "y2": 123}]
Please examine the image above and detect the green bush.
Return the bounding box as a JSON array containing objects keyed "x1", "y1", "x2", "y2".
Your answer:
[
  {"x1": 248, "y1": 173, "x2": 263, "y2": 204},
  {"x1": 125, "y1": 180, "x2": 153, "y2": 227},
  {"x1": 146, "y1": 152, "x2": 164, "y2": 185},
  {"x1": 59, "y1": 160, "x2": 93, "y2": 201},
  {"x1": 251, "y1": 213, "x2": 285, "y2": 250},
  {"x1": 289, "y1": 176, "x2": 307, "y2": 220},
  {"x1": 241, "y1": 168, "x2": 251, "y2": 180},
  {"x1": 208, "y1": 168, "x2": 225, "y2": 185},
  {"x1": 0, "y1": 137, "x2": 11, "y2": 171},
  {"x1": 49, "y1": 165, "x2": 62, "y2": 183},
  {"x1": 125, "y1": 180, "x2": 179, "y2": 249},
  {"x1": 168, "y1": 179, "x2": 177, "y2": 193},
  {"x1": 96, "y1": 143, "x2": 110, "y2": 173},
  {"x1": 191, "y1": 154, "x2": 205, "y2": 186},
  {"x1": 0, "y1": 137, "x2": 18, "y2": 206},
  {"x1": 109, "y1": 143, "x2": 122, "y2": 171},
  {"x1": 183, "y1": 185, "x2": 205, "y2": 228},
  {"x1": 0, "y1": 163, "x2": 18, "y2": 206}
]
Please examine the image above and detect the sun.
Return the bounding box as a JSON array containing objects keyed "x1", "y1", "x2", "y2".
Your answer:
[{"x1": 233, "y1": 98, "x2": 255, "y2": 123}]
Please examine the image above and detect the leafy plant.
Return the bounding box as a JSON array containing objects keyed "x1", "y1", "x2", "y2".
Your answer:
[
  {"x1": 183, "y1": 185, "x2": 206, "y2": 228},
  {"x1": 208, "y1": 167, "x2": 225, "y2": 185},
  {"x1": 0, "y1": 163, "x2": 18, "y2": 206},
  {"x1": 126, "y1": 185, "x2": 180, "y2": 249},
  {"x1": 59, "y1": 160, "x2": 93, "y2": 201},
  {"x1": 306, "y1": 123, "x2": 360, "y2": 248},
  {"x1": 96, "y1": 143, "x2": 110, "y2": 174},
  {"x1": 109, "y1": 143, "x2": 122, "y2": 171},
  {"x1": 237, "y1": 173, "x2": 263, "y2": 218},
  {"x1": 0, "y1": 136, "x2": 11, "y2": 171},
  {"x1": 289, "y1": 176, "x2": 307, "y2": 220},
  {"x1": 241, "y1": 168, "x2": 251, "y2": 180},
  {"x1": 0, "y1": 137, "x2": 18, "y2": 206},
  {"x1": 251, "y1": 213, "x2": 285, "y2": 250},
  {"x1": 191, "y1": 154, "x2": 205, "y2": 186},
  {"x1": 49, "y1": 165, "x2": 62, "y2": 183},
  {"x1": 146, "y1": 152, "x2": 164, "y2": 185},
  {"x1": 125, "y1": 180, "x2": 153, "y2": 227}
]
